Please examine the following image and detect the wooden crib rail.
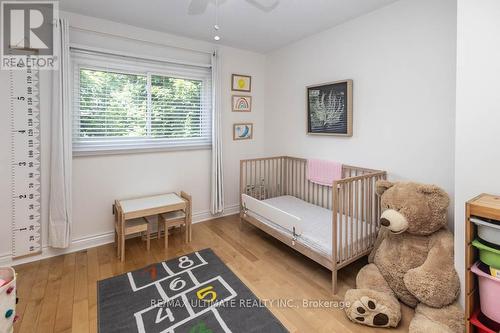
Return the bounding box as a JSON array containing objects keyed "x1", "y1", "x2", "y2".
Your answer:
[
  {"x1": 240, "y1": 157, "x2": 287, "y2": 206},
  {"x1": 240, "y1": 156, "x2": 384, "y2": 208},
  {"x1": 333, "y1": 171, "x2": 386, "y2": 269}
]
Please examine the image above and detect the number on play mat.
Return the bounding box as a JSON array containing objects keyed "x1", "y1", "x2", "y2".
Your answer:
[
  {"x1": 178, "y1": 256, "x2": 194, "y2": 269},
  {"x1": 196, "y1": 286, "x2": 217, "y2": 302},
  {"x1": 169, "y1": 277, "x2": 186, "y2": 291},
  {"x1": 155, "y1": 307, "x2": 175, "y2": 324}
]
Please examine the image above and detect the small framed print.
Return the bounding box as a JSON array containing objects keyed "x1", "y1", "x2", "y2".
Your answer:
[
  {"x1": 232, "y1": 74, "x2": 251, "y2": 92},
  {"x1": 233, "y1": 123, "x2": 253, "y2": 140},
  {"x1": 232, "y1": 95, "x2": 252, "y2": 112}
]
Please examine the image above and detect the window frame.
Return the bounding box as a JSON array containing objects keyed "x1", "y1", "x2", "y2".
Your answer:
[{"x1": 71, "y1": 50, "x2": 213, "y2": 156}]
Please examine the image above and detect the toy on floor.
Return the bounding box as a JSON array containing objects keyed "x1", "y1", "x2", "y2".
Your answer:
[
  {"x1": 344, "y1": 181, "x2": 463, "y2": 333},
  {"x1": 0, "y1": 267, "x2": 17, "y2": 333}
]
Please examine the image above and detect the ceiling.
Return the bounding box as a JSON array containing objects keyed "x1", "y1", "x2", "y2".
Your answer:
[{"x1": 59, "y1": 0, "x2": 399, "y2": 53}]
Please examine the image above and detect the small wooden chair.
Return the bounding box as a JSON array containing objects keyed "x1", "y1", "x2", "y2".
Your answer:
[
  {"x1": 158, "y1": 191, "x2": 192, "y2": 248},
  {"x1": 114, "y1": 201, "x2": 151, "y2": 261}
]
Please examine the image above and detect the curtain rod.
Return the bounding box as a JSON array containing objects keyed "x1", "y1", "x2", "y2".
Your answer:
[
  {"x1": 70, "y1": 43, "x2": 213, "y2": 69},
  {"x1": 69, "y1": 25, "x2": 214, "y2": 57}
]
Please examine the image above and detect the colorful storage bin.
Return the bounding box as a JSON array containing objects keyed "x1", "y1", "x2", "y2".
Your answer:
[
  {"x1": 471, "y1": 261, "x2": 500, "y2": 324},
  {"x1": 0, "y1": 267, "x2": 16, "y2": 333},
  {"x1": 471, "y1": 217, "x2": 500, "y2": 247},
  {"x1": 472, "y1": 239, "x2": 500, "y2": 269},
  {"x1": 490, "y1": 266, "x2": 500, "y2": 279},
  {"x1": 470, "y1": 309, "x2": 498, "y2": 333}
]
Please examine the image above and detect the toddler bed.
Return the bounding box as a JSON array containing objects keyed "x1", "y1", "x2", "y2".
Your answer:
[{"x1": 240, "y1": 156, "x2": 386, "y2": 294}]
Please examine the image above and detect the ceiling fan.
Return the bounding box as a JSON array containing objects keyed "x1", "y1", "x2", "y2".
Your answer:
[{"x1": 188, "y1": 0, "x2": 280, "y2": 15}]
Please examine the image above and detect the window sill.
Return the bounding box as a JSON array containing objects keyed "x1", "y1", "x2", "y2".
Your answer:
[{"x1": 72, "y1": 143, "x2": 212, "y2": 157}]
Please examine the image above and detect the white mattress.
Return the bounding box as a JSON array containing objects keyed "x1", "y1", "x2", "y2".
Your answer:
[{"x1": 247, "y1": 195, "x2": 374, "y2": 261}]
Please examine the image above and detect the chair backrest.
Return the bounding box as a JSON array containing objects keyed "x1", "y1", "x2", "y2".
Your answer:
[{"x1": 180, "y1": 191, "x2": 192, "y2": 218}]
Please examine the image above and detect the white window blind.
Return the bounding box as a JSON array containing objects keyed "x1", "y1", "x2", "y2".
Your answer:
[{"x1": 71, "y1": 49, "x2": 212, "y2": 155}]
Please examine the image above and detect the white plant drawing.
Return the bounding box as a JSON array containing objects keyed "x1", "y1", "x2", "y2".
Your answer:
[{"x1": 310, "y1": 90, "x2": 345, "y2": 129}]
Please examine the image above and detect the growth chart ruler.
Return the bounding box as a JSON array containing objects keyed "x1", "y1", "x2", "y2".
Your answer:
[{"x1": 10, "y1": 58, "x2": 42, "y2": 259}]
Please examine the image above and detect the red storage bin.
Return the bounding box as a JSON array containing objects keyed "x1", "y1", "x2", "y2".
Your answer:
[{"x1": 471, "y1": 308, "x2": 500, "y2": 333}]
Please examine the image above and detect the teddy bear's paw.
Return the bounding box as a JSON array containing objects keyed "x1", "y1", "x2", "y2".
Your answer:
[
  {"x1": 352, "y1": 296, "x2": 391, "y2": 326},
  {"x1": 345, "y1": 289, "x2": 401, "y2": 328}
]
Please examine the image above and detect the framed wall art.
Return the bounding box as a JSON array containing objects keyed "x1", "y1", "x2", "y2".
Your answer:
[
  {"x1": 233, "y1": 123, "x2": 253, "y2": 140},
  {"x1": 232, "y1": 74, "x2": 252, "y2": 92},
  {"x1": 307, "y1": 79, "x2": 353, "y2": 136},
  {"x1": 232, "y1": 95, "x2": 252, "y2": 112}
]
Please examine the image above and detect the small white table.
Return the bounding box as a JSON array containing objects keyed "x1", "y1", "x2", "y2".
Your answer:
[{"x1": 115, "y1": 193, "x2": 188, "y2": 261}]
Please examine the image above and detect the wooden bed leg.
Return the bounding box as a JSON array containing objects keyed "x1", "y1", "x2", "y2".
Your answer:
[{"x1": 332, "y1": 270, "x2": 338, "y2": 295}]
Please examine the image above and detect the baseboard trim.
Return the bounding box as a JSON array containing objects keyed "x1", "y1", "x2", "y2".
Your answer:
[{"x1": 0, "y1": 203, "x2": 240, "y2": 267}]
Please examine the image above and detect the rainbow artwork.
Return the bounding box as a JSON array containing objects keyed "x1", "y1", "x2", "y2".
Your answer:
[
  {"x1": 236, "y1": 98, "x2": 249, "y2": 109},
  {"x1": 232, "y1": 95, "x2": 251, "y2": 112}
]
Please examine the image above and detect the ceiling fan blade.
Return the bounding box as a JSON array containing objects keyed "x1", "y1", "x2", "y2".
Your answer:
[
  {"x1": 246, "y1": 0, "x2": 279, "y2": 12},
  {"x1": 188, "y1": 0, "x2": 210, "y2": 15}
]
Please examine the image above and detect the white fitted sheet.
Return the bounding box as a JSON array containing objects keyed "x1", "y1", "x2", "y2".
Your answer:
[{"x1": 247, "y1": 195, "x2": 374, "y2": 261}]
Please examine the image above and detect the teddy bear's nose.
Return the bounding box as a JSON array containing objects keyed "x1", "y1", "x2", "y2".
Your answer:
[{"x1": 380, "y1": 218, "x2": 390, "y2": 227}]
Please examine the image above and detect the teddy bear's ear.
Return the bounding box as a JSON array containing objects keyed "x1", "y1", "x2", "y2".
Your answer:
[
  {"x1": 417, "y1": 184, "x2": 450, "y2": 209},
  {"x1": 376, "y1": 180, "x2": 394, "y2": 196}
]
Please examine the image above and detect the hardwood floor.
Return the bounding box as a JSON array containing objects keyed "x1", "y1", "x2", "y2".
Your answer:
[{"x1": 13, "y1": 214, "x2": 413, "y2": 332}]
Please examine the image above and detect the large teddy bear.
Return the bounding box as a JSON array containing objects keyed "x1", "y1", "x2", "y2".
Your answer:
[{"x1": 344, "y1": 181, "x2": 463, "y2": 332}]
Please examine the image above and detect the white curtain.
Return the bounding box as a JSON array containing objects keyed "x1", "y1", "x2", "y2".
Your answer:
[
  {"x1": 211, "y1": 50, "x2": 224, "y2": 214},
  {"x1": 49, "y1": 18, "x2": 72, "y2": 248}
]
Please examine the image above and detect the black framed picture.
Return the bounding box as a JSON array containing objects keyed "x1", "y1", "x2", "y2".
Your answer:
[{"x1": 307, "y1": 79, "x2": 353, "y2": 136}]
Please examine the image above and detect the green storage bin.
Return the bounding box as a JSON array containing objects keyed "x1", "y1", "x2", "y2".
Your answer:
[{"x1": 473, "y1": 239, "x2": 500, "y2": 269}]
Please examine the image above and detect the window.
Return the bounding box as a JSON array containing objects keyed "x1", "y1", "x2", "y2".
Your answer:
[{"x1": 72, "y1": 50, "x2": 212, "y2": 155}]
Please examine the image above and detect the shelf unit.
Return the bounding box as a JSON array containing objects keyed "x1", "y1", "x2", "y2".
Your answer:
[{"x1": 465, "y1": 194, "x2": 500, "y2": 333}]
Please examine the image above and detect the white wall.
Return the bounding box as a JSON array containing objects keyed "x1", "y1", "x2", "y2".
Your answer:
[
  {"x1": 264, "y1": 0, "x2": 457, "y2": 225},
  {"x1": 454, "y1": 0, "x2": 500, "y2": 305},
  {"x1": 0, "y1": 12, "x2": 266, "y2": 264}
]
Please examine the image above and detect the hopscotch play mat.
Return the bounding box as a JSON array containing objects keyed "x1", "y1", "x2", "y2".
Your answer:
[{"x1": 98, "y1": 249, "x2": 288, "y2": 333}]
